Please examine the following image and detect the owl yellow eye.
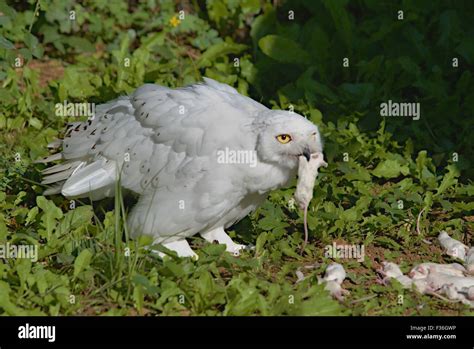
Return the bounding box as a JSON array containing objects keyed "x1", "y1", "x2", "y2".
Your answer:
[{"x1": 276, "y1": 134, "x2": 292, "y2": 144}]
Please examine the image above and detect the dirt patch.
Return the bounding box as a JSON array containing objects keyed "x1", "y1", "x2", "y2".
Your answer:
[{"x1": 26, "y1": 59, "x2": 64, "y2": 88}]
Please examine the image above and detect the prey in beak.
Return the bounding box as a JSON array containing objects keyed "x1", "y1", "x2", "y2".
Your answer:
[{"x1": 302, "y1": 147, "x2": 311, "y2": 162}]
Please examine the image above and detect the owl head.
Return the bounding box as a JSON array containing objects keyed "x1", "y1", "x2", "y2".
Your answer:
[{"x1": 255, "y1": 110, "x2": 323, "y2": 168}]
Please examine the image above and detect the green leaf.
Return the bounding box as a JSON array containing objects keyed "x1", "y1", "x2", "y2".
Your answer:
[
  {"x1": 36, "y1": 196, "x2": 63, "y2": 235},
  {"x1": 250, "y1": 7, "x2": 276, "y2": 46},
  {"x1": 241, "y1": 0, "x2": 260, "y2": 15},
  {"x1": 257, "y1": 215, "x2": 288, "y2": 231},
  {"x1": 207, "y1": 0, "x2": 229, "y2": 24},
  {"x1": 24, "y1": 32, "x2": 39, "y2": 50},
  {"x1": 255, "y1": 232, "x2": 268, "y2": 256},
  {"x1": 436, "y1": 165, "x2": 459, "y2": 196},
  {"x1": 59, "y1": 66, "x2": 99, "y2": 99},
  {"x1": 375, "y1": 236, "x2": 402, "y2": 250},
  {"x1": 59, "y1": 206, "x2": 94, "y2": 233},
  {"x1": 309, "y1": 109, "x2": 323, "y2": 124},
  {"x1": 196, "y1": 270, "x2": 214, "y2": 297},
  {"x1": 415, "y1": 151, "x2": 437, "y2": 187},
  {"x1": 0, "y1": 89, "x2": 15, "y2": 105},
  {"x1": 340, "y1": 207, "x2": 358, "y2": 221},
  {"x1": 321, "y1": 0, "x2": 352, "y2": 49},
  {"x1": 278, "y1": 240, "x2": 301, "y2": 259},
  {"x1": 25, "y1": 206, "x2": 39, "y2": 226},
  {"x1": 73, "y1": 249, "x2": 93, "y2": 278},
  {"x1": 132, "y1": 274, "x2": 159, "y2": 294},
  {"x1": 34, "y1": 270, "x2": 48, "y2": 295},
  {"x1": 296, "y1": 68, "x2": 337, "y2": 102},
  {"x1": 0, "y1": 36, "x2": 15, "y2": 49},
  {"x1": 141, "y1": 32, "x2": 165, "y2": 50},
  {"x1": 0, "y1": 281, "x2": 23, "y2": 315},
  {"x1": 372, "y1": 159, "x2": 409, "y2": 179},
  {"x1": 132, "y1": 285, "x2": 144, "y2": 312},
  {"x1": 66, "y1": 37, "x2": 95, "y2": 53},
  {"x1": 297, "y1": 285, "x2": 344, "y2": 315},
  {"x1": 197, "y1": 41, "x2": 247, "y2": 68},
  {"x1": 258, "y1": 35, "x2": 310, "y2": 64},
  {"x1": 28, "y1": 117, "x2": 42, "y2": 129},
  {"x1": 16, "y1": 258, "x2": 31, "y2": 286}
]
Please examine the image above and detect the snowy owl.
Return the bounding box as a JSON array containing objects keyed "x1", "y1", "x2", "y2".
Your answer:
[{"x1": 39, "y1": 78, "x2": 323, "y2": 258}]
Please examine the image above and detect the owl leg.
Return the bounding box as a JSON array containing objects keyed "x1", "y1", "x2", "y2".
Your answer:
[
  {"x1": 156, "y1": 239, "x2": 198, "y2": 260},
  {"x1": 200, "y1": 227, "x2": 246, "y2": 256}
]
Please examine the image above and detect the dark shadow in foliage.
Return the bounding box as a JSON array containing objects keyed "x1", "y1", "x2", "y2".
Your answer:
[{"x1": 249, "y1": 0, "x2": 474, "y2": 180}]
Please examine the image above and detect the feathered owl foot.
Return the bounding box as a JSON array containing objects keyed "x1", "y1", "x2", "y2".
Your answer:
[
  {"x1": 155, "y1": 239, "x2": 199, "y2": 260},
  {"x1": 201, "y1": 227, "x2": 247, "y2": 256}
]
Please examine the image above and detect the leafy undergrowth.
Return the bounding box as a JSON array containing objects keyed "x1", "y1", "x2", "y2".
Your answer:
[{"x1": 0, "y1": 1, "x2": 473, "y2": 316}]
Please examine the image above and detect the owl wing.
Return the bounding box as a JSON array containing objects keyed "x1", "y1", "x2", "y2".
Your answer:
[{"x1": 39, "y1": 78, "x2": 267, "y2": 203}]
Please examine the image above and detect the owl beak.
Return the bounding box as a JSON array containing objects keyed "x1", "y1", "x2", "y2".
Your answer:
[{"x1": 302, "y1": 147, "x2": 311, "y2": 162}]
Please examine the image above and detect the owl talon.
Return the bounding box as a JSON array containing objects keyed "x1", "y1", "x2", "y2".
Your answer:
[
  {"x1": 154, "y1": 239, "x2": 198, "y2": 259},
  {"x1": 201, "y1": 227, "x2": 246, "y2": 256}
]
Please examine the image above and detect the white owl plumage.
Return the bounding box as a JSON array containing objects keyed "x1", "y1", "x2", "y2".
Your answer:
[{"x1": 39, "y1": 78, "x2": 323, "y2": 258}]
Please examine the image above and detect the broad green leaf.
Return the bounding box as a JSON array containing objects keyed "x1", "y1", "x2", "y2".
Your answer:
[
  {"x1": 0, "y1": 36, "x2": 14, "y2": 49},
  {"x1": 207, "y1": 0, "x2": 229, "y2": 23},
  {"x1": 197, "y1": 41, "x2": 247, "y2": 68},
  {"x1": 36, "y1": 196, "x2": 63, "y2": 235},
  {"x1": 372, "y1": 159, "x2": 409, "y2": 178},
  {"x1": 258, "y1": 35, "x2": 310, "y2": 64},
  {"x1": 25, "y1": 207, "x2": 39, "y2": 226},
  {"x1": 255, "y1": 232, "x2": 268, "y2": 256},
  {"x1": 59, "y1": 206, "x2": 94, "y2": 233},
  {"x1": 73, "y1": 249, "x2": 93, "y2": 278},
  {"x1": 322, "y1": 0, "x2": 352, "y2": 49},
  {"x1": 415, "y1": 151, "x2": 437, "y2": 187},
  {"x1": 132, "y1": 285, "x2": 144, "y2": 312},
  {"x1": 66, "y1": 37, "x2": 95, "y2": 52},
  {"x1": 436, "y1": 165, "x2": 460, "y2": 196}
]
